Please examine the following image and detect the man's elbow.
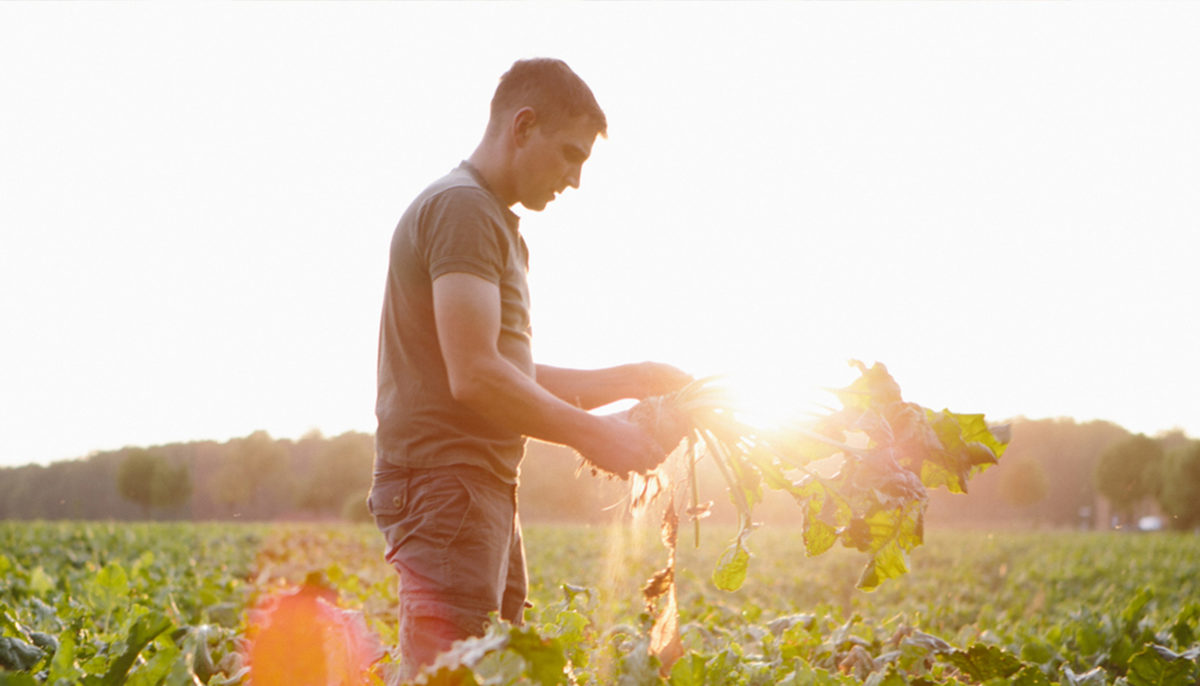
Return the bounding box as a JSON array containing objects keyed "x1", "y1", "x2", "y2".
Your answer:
[{"x1": 446, "y1": 366, "x2": 492, "y2": 409}]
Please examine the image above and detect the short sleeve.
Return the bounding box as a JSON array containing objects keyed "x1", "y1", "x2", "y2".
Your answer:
[{"x1": 421, "y1": 187, "x2": 508, "y2": 284}]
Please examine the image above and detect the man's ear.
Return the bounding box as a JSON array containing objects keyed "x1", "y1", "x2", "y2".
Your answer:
[{"x1": 512, "y1": 107, "x2": 537, "y2": 146}]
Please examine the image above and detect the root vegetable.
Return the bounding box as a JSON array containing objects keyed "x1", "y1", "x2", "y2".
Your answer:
[{"x1": 624, "y1": 395, "x2": 691, "y2": 454}]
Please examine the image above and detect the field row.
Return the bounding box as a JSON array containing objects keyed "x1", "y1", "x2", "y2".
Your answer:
[{"x1": 2, "y1": 521, "x2": 1199, "y2": 684}]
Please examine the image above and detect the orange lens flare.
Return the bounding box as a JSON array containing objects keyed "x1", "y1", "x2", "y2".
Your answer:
[{"x1": 244, "y1": 584, "x2": 380, "y2": 686}]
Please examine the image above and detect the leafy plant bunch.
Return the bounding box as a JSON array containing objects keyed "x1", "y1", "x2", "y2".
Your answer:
[{"x1": 614, "y1": 360, "x2": 1011, "y2": 594}]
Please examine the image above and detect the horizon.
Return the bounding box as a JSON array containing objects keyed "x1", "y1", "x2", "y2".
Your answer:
[{"x1": 4, "y1": 411, "x2": 1191, "y2": 471}]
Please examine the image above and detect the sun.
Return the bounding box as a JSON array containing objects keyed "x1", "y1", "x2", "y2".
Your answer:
[{"x1": 716, "y1": 362, "x2": 849, "y2": 433}]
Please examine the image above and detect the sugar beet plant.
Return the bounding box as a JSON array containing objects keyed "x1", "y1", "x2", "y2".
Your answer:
[{"x1": 610, "y1": 361, "x2": 1011, "y2": 665}]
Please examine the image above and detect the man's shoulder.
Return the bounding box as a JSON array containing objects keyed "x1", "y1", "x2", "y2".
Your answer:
[{"x1": 416, "y1": 164, "x2": 490, "y2": 207}]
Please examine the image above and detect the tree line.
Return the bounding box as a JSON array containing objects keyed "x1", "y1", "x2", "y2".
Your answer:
[{"x1": 1, "y1": 419, "x2": 1197, "y2": 529}]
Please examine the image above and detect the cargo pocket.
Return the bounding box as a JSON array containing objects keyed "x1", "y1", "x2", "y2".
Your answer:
[
  {"x1": 370, "y1": 477, "x2": 414, "y2": 570},
  {"x1": 369, "y1": 478, "x2": 409, "y2": 520}
]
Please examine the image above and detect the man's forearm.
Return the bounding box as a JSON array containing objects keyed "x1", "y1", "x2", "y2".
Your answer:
[
  {"x1": 453, "y1": 356, "x2": 609, "y2": 451},
  {"x1": 535, "y1": 364, "x2": 648, "y2": 410}
]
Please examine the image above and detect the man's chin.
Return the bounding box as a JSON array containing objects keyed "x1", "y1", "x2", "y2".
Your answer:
[{"x1": 520, "y1": 198, "x2": 550, "y2": 212}]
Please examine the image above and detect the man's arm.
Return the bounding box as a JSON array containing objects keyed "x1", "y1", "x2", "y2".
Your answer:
[
  {"x1": 433, "y1": 272, "x2": 667, "y2": 476},
  {"x1": 535, "y1": 363, "x2": 692, "y2": 410}
]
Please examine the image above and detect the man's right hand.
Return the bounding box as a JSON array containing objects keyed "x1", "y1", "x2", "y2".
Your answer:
[{"x1": 577, "y1": 414, "x2": 667, "y2": 479}]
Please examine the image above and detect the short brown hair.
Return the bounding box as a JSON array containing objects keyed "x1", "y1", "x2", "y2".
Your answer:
[{"x1": 489, "y1": 58, "x2": 607, "y2": 137}]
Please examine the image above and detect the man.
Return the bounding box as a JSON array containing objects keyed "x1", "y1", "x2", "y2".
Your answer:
[{"x1": 369, "y1": 57, "x2": 690, "y2": 680}]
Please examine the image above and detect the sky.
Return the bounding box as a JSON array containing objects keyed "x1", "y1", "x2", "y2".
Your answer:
[{"x1": 2, "y1": 2, "x2": 1198, "y2": 468}]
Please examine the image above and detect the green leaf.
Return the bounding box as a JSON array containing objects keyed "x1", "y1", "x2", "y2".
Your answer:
[
  {"x1": 1121, "y1": 587, "x2": 1153, "y2": 628},
  {"x1": 1011, "y1": 664, "x2": 1053, "y2": 685},
  {"x1": 942, "y1": 643, "x2": 1024, "y2": 681},
  {"x1": 923, "y1": 410, "x2": 1008, "y2": 493},
  {"x1": 856, "y1": 539, "x2": 908, "y2": 592},
  {"x1": 125, "y1": 635, "x2": 180, "y2": 686},
  {"x1": 712, "y1": 535, "x2": 752, "y2": 592},
  {"x1": 0, "y1": 611, "x2": 31, "y2": 642},
  {"x1": 98, "y1": 612, "x2": 172, "y2": 686},
  {"x1": 1124, "y1": 644, "x2": 1198, "y2": 686},
  {"x1": 507, "y1": 626, "x2": 570, "y2": 686},
  {"x1": 46, "y1": 631, "x2": 81, "y2": 684},
  {"x1": 88, "y1": 562, "x2": 130, "y2": 615},
  {"x1": 668, "y1": 652, "x2": 708, "y2": 686},
  {"x1": 804, "y1": 520, "x2": 837, "y2": 556},
  {"x1": 1075, "y1": 621, "x2": 1106, "y2": 656},
  {"x1": 28, "y1": 567, "x2": 55, "y2": 596}
]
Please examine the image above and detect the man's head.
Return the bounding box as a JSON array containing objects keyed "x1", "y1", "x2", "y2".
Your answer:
[
  {"x1": 487, "y1": 58, "x2": 607, "y2": 140},
  {"x1": 478, "y1": 59, "x2": 607, "y2": 211}
]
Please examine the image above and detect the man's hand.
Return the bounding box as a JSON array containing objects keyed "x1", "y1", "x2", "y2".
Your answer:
[
  {"x1": 632, "y1": 362, "x2": 693, "y2": 399},
  {"x1": 576, "y1": 413, "x2": 668, "y2": 478}
]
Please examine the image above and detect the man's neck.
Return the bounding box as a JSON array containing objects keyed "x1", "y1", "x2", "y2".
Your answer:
[{"x1": 467, "y1": 142, "x2": 517, "y2": 208}]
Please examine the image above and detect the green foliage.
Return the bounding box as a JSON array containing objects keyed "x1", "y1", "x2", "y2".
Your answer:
[
  {"x1": 1095, "y1": 435, "x2": 1165, "y2": 524},
  {"x1": 214, "y1": 430, "x2": 295, "y2": 513},
  {"x1": 2, "y1": 523, "x2": 1200, "y2": 685},
  {"x1": 116, "y1": 449, "x2": 191, "y2": 517},
  {"x1": 1122, "y1": 645, "x2": 1200, "y2": 686},
  {"x1": 1158, "y1": 441, "x2": 1200, "y2": 529},
  {"x1": 941, "y1": 643, "x2": 1023, "y2": 681},
  {"x1": 666, "y1": 361, "x2": 1008, "y2": 592},
  {"x1": 299, "y1": 432, "x2": 374, "y2": 514}
]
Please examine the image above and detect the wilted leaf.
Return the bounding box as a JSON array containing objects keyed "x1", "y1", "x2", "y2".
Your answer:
[
  {"x1": 642, "y1": 568, "x2": 673, "y2": 604},
  {"x1": 648, "y1": 580, "x2": 683, "y2": 675}
]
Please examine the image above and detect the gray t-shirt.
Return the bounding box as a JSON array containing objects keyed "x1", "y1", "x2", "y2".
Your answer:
[{"x1": 375, "y1": 162, "x2": 533, "y2": 484}]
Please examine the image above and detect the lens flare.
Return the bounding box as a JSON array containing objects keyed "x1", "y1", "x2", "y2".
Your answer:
[{"x1": 244, "y1": 584, "x2": 382, "y2": 686}]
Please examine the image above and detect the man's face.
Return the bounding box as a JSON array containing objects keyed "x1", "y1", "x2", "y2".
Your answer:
[{"x1": 514, "y1": 114, "x2": 597, "y2": 212}]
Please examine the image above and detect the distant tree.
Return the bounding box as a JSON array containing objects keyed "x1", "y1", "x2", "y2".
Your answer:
[
  {"x1": 1095, "y1": 434, "x2": 1164, "y2": 526},
  {"x1": 924, "y1": 418, "x2": 1129, "y2": 529},
  {"x1": 214, "y1": 430, "x2": 295, "y2": 517},
  {"x1": 1158, "y1": 441, "x2": 1200, "y2": 530},
  {"x1": 299, "y1": 432, "x2": 373, "y2": 515},
  {"x1": 1155, "y1": 429, "x2": 1192, "y2": 455},
  {"x1": 117, "y1": 449, "x2": 191, "y2": 518},
  {"x1": 998, "y1": 456, "x2": 1049, "y2": 515}
]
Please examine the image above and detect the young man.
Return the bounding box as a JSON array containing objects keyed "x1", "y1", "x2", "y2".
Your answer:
[{"x1": 370, "y1": 58, "x2": 690, "y2": 680}]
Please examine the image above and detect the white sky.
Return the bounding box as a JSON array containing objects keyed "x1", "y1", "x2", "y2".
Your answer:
[{"x1": 2, "y1": 2, "x2": 1198, "y2": 468}]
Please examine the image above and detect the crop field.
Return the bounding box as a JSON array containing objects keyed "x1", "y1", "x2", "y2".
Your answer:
[{"x1": 2, "y1": 521, "x2": 1199, "y2": 685}]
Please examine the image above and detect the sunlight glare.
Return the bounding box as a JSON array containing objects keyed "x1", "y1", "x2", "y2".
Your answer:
[{"x1": 720, "y1": 368, "x2": 838, "y2": 433}]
